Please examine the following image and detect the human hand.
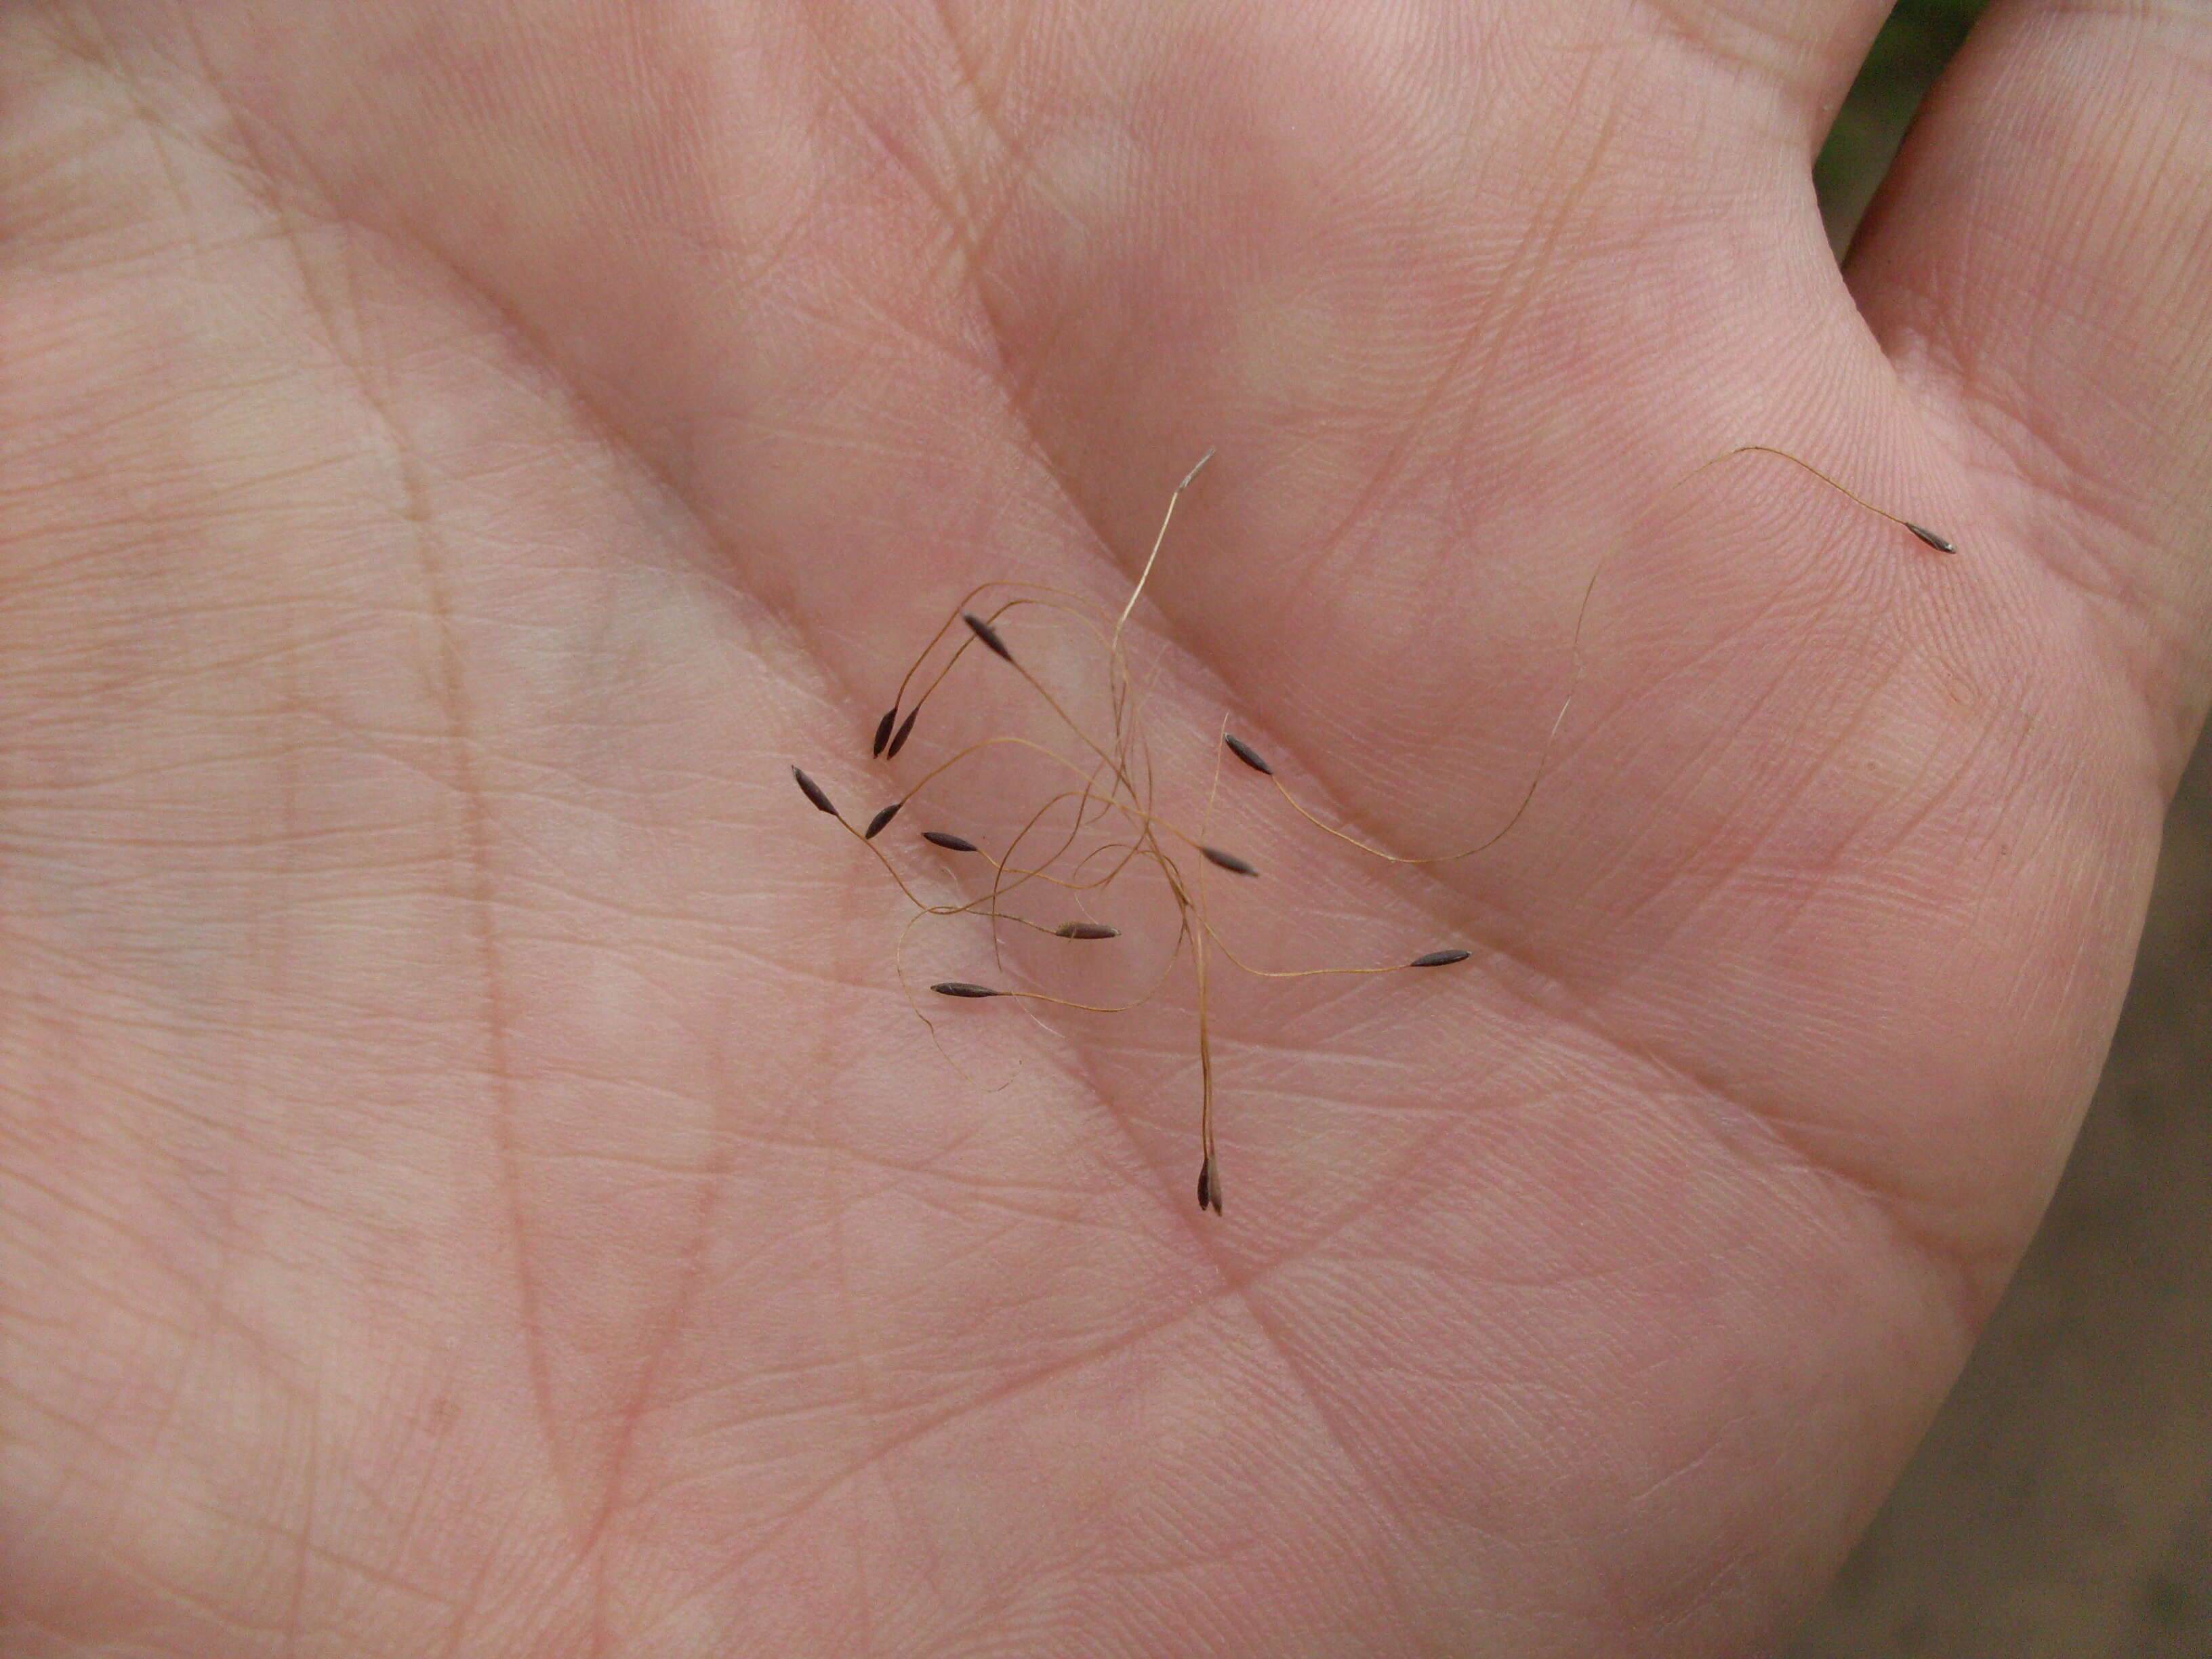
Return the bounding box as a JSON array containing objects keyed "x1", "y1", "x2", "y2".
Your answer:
[{"x1": 5, "y1": 3, "x2": 2209, "y2": 1654}]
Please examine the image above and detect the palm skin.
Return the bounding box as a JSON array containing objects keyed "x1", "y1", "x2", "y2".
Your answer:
[{"x1": 5, "y1": 2, "x2": 2211, "y2": 1654}]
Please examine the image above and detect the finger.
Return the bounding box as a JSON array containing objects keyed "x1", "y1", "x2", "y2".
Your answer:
[
  {"x1": 1650, "y1": 0, "x2": 1907, "y2": 145},
  {"x1": 1846, "y1": 2, "x2": 2212, "y2": 767}
]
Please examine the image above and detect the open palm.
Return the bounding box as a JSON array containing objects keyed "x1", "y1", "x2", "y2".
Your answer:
[{"x1": 7, "y1": 3, "x2": 2211, "y2": 1654}]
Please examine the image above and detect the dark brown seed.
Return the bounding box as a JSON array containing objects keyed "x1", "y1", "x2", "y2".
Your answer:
[
  {"x1": 962, "y1": 611, "x2": 1015, "y2": 662},
  {"x1": 930, "y1": 981, "x2": 1004, "y2": 998},
  {"x1": 1054, "y1": 922, "x2": 1120, "y2": 940},
  {"x1": 1223, "y1": 734, "x2": 1274, "y2": 775},
  {"x1": 871, "y1": 708, "x2": 897, "y2": 758},
  {"x1": 1196, "y1": 1154, "x2": 1221, "y2": 1214},
  {"x1": 1201, "y1": 844, "x2": 1259, "y2": 878},
  {"x1": 1905, "y1": 522, "x2": 1956, "y2": 554},
  {"x1": 863, "y1": 801, "x2": 901, "y2": 840},
  {"x1": 792, "y1": 766, "x2": 838, "y2": 817},
  {"x1": 922, "y1": 830, "x2": 978, "y2": 853},
  {"x1": 1410, "y1": 949, "x2": 1471, "y2": 968},
  {"x1": 885, "y1": 708, "x2": 920, "y2": 758}
]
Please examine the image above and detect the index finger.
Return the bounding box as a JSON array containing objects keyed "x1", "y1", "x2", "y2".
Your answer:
[{"x1": 1847, "y1": 1, "x2": 2212, "y2": 778}]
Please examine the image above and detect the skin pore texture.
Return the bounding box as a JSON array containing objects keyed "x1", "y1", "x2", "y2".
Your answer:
[{"x1": 3, "y1": 3, "x2": 2210, "y2": 1655}]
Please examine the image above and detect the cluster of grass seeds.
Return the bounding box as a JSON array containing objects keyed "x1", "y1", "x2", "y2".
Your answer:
[{"x1": 793, "y1": 449, "x2": 1953, "y2": 1214}]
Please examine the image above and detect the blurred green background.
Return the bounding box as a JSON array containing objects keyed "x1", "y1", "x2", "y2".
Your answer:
[
  {"x1": 1791, "y1": 5, "x2": 2212, "y2": 1654},
  {"x1": 1814, "y1": 0, "x2": 1988, "y2": 251}
]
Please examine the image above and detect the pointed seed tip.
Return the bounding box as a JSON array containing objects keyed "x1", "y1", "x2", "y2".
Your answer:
[
  {"x1": 863, "y1": 801, "x2": 901, "y2": 840},
  {"x1": 1201, "y1": 844, "x2": 1260, "y2": 878},
  {"x1": 1410, "y1": 948, "x2": 1473, "y2": 968},
  {"x1": 792, "y1": 766, "x2": 839, "y2": 816},
  {"x1": 930, "y1": 981, "x2": 1004, "y2": 999},
  {"x1": 1223, "y1": 734, "x2": 1274, "y2": 775},
  {"x1": 962, "y1": 612, "x2": 1015, "y2": 662},
  {"x1": 922, "y1": 830, "x2": 978, "y2": 853},
  {"x1": 1906, "y1": 522, "x2": 1956, "y2": 554}
]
